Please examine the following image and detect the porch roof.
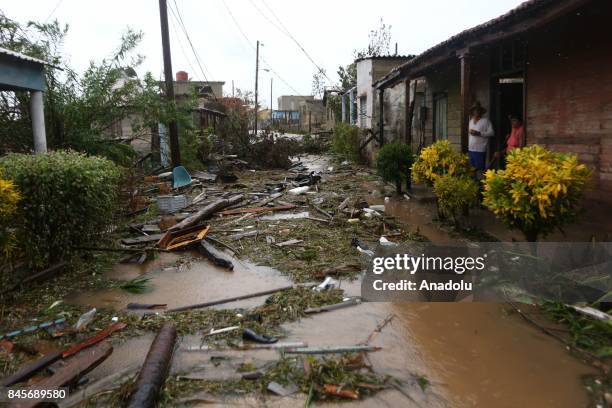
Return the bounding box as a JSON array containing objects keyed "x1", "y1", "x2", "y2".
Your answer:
[
  {"x1": 0, "y1": 47, "x2": 50, "y2": 92},
  {"x1": 374, "y1": 0, "x2": 590, "y2": 89}
]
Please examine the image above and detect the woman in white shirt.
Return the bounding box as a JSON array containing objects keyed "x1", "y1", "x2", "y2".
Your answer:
[{"x1": 468, "y1": 102, "x2": 494, "y2": 171}]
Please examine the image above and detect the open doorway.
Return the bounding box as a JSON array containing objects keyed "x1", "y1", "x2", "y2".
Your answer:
[{"x1": 490, "y1": 76, "x2": 524, "y2": 168}]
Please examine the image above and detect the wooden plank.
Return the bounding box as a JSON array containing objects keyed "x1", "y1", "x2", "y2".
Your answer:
[
  {"x1": 459, "y1": 52, "x2": 471, "y2": 153},
  {"x1": 0, "y1": 351, "x2": 62, "y2": 387},
  {"x1": 62, "y1": 323, "x2": 126, "y2": 359},
  {"x1": 1, "y1": 262, "x2": 67, "y2": 295},
  {"x1": 11, "y1": 342, "x2": 113, "y2": 408},
  {"x1": 217, "y1": 204, "x2": 296, "y2": 216},
  {"x1": 197, "y1": 241, "x2": 234, "y2": 270},
  {"x1": 121, "y1": 234, "x2": 163, "y2": 246}
]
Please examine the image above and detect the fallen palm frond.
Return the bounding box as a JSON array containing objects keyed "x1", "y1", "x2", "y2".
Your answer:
[{"x1": 119, "y1": 277, "x2": 151, "y2": 294}]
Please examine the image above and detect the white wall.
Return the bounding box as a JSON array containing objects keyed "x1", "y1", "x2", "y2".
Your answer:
[{"x1": 356, "y1": 59, "x2": 374, "y2": 129}]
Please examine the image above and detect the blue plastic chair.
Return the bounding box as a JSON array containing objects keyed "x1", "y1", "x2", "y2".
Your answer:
[{"x1": 172, "y1": 166, "x2": 192, "y2": 189}]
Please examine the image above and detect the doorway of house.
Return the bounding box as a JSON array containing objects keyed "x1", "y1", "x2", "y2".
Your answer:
[{"x1": 490, "y1": 76, "x2": 523, "y2": 168}]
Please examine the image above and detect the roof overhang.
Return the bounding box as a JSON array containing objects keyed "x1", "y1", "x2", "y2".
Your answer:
[{"x1": 374, "y1": 0, "x2": 591, "y2": 90}]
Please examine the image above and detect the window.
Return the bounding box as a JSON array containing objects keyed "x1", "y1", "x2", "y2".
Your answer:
[
  {"x1": 359, "y1": 96, "x2": 367, "y2": 128},
  {"x1": 433, "y1": 93, "x2": 448, "y2": 140}
]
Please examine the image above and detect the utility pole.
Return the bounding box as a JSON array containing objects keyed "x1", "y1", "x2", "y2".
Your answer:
[
  {"x1": 254, "y1": 40, "x2": 260, "y2": 136},
  {"x1": 158, "y1": 0, "x2": 180, "y2": 167},
  {"x1": 270, "y1": 77, "x2": 273, "y2": 119},
  {"x1": 232, "y1": 80, "x2": 235, "y2": 97}
]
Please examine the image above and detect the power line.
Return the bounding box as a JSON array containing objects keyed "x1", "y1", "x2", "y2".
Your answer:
[
  {"x1": 220, "y1": 0, "x2": 302, "y2": 96},
  {"x1": 167, "y1": 7, "x2": 199, "y2": 81},
  {"x1": 256, "y1": 0, "x2": 336, "y2": 86},
  {"x1": 171, "y1": 1, "x2": 213, "y2": 80},
  {"x1": 168, "y1": 0, "x2": 219, "y2": 100},
  {"x1": 44, "y1": 0, "x2": 64, "y2": 23}
]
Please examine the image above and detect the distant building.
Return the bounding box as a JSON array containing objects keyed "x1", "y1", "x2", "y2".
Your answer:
[
  {"x1": 277, "y1": 95, "x2": 314, "y2": 111},
  {"x1": 354, "y1": 56, "x2": 413, "y2": 131},
  {"x1": 297, "y1": 99, "x2": 325, "y2": 133},
  {"x1": 108, "y1": 70, "x2": 226, "y2": 157},
  {"x1": 173, "y1": 70, "x2": 224, "y2": 102}
]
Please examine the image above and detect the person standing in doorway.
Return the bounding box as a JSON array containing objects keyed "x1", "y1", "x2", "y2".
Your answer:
[
  {"x1": 468, "y1": 102, "x2": 494, "y2": 172},
  {"x1": 495, "y1": 114, "x2": 525, "y2": 167}
]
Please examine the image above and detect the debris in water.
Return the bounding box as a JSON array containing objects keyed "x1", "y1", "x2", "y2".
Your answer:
[
  {"x1": 242, "y1": 328, "x2": 278, "y2": 344},
  {"x1": 74, "y1": 308, "x2": 97, "y2": 331}
]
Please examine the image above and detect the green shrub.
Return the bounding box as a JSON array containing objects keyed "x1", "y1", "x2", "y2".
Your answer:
[
  {"x1": 331, "y1": 123, "x2": 360, "y2": 162},
  {"x1": 482, "y1": 145, "x2": 591, "y2": 241},
  {"x1": 300, "y1": 134, "x2": 328, "y2": 154},
  {"x1": 433, "y1": 175, "x2": 479, "y2": 225},
  {"x1": 412, "y1": 140, "x2": 473, "y2": 186},
  {"x1": 0, "y1": 151, "x2": 122, "y2": 267},
  {"x1": 376, "y1": 141, "x2": 414, "y2": 194}
]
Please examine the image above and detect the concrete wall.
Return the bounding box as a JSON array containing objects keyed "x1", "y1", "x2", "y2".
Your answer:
[
  {"x1": 278, "y1": 95, "x2": 314, "y2": 111},
  {"x1": 382, "y1": 81, "x2": 407, "y2": 144},
  {"x1": 298, "y1": 99, "x2": 326, "y2": 133},
  {"x1": 174, "y1": 81, "x2": 224, "y2": 99},
  {"x1": 356, "y1": 58, "x2": 413, "y2": 131},
  {"x1": 356, "y1": 59, "x2": 374, "y2": 129}
]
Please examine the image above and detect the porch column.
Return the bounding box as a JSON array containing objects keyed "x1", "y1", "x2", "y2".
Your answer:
[
  {"x1": 31, "y1": 90, "x2": 47, "y2": 153},
  {"x1": 405, "y1": 78, "x2": 412, "y2": 145},
  {"x1": 341, "y1": 94, "x2": 346, "y2": 123},
  {"x1": 349, "y1": 90, "x2": 355, "y2": 125},
  {"x1": 459, "y1": 51, "x2": 471, "y2": 153},
  {"x1": 378, "y1": 89, "x2": 384, "y2": 145}
]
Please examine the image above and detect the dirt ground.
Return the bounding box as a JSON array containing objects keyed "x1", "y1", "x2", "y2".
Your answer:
[{"x1": 0, "y1": 154, "x2": 608, "y2": 407}]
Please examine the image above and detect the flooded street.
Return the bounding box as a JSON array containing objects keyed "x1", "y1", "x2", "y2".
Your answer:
[
  {"x1": 60, "y1": 155, "x2": 600, "y2": 406},
  {"x1": 77, "y1": 255, "x2": 595, "y2": 407}
]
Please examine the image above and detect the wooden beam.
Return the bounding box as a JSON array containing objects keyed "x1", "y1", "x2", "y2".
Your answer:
[
  {"x1": 13, "y1": 342, "x2": 113, "y2": 408},
  {"x1": 459, "y1": 52, "x2": 472, "y2": 153}
]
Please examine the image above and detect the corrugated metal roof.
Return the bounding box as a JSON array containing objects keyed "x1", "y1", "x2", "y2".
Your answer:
[
  {"x1": 354, "y1": 54, "x2": 415, "y2": 63},
  {"x1": 374, "y1": 0, "x2": 580, "y2": 88},
  {"x1": 0, "y1": 46, "x2": 49, "y2": 66}
]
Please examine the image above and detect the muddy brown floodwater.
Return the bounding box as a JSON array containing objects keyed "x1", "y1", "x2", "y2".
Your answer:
[
  {"x1": 66, "y1": 157, "x2": 598, "y2": 407},
  {"x1": 65, "y1": 252, "x2": 292, "y2": 311}
]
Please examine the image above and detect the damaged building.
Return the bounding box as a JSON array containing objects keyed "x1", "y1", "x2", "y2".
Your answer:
[{"x1": 367, "y1": 0, "x2": 611, "y2": 203}]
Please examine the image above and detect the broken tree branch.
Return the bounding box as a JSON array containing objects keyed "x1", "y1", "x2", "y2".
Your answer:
[{"x1": 169, "y1": 194, "x2": 243, "y2": 232}]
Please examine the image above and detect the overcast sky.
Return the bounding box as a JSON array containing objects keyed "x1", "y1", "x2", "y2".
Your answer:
[{"x1": 1, "y1": 0, "x2": 524, "y2": 108}]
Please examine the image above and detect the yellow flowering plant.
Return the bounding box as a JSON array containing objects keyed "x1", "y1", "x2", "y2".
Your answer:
[
  {"x1": 433, "y1": 174, "x2": 479, "y2": 226},
  {"x1": 482, "y1": 145, "x2": 591, "y2": 241},
  {"x1": 412, "y1": 140, "x2": 474, "y2": 186},
  {"x1": 0, "y1": 174, "x2": 21, "y2": 261}
]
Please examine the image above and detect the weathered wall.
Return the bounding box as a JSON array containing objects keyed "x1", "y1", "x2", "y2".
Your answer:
[
  {"x1": 525, "y1": 1, "x2": 612, "y2": 202},
  {"x1": 357, "y1": 58, "x2": 413, "y2": 132},
  {"x1": 278, "y1": 95, "x2": 314, "y2": 111},
  {"x1": 382, "y1": 81, "x2": 407, "y2": 144},
  {"x1": 298, "y1": 99, "x2": 326, "y2": 132},
  {"x1": 174, "y1": 81, "x2": 224, "y2": 99},
  {"x1": 420, "y1": 63, "x2": 463, "y2": 151}
]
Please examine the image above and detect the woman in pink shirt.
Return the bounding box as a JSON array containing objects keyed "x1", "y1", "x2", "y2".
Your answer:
[{"x1": 495, "y1": 115, "x2": 525, "y2": 165}]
